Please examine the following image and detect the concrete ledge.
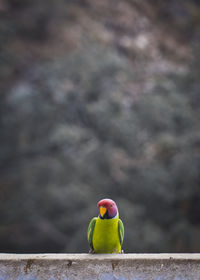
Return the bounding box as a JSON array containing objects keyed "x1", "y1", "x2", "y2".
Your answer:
[{"x1": 0, "y1": 253, "x2": 200, "y2": 279}]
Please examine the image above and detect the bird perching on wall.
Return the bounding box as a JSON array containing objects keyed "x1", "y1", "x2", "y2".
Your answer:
[{"x1": 87, "y1": 198, "x2": 124, "y2": 253}]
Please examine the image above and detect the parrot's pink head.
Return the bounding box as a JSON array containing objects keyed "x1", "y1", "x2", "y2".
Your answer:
[{"x1": 97, "y1": 198, "x2": 118, "y2": 219}]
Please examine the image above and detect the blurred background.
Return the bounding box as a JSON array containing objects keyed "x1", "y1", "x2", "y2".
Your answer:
[{"x1": 0, "y1": 0, "x2": 200, "y2": 254}]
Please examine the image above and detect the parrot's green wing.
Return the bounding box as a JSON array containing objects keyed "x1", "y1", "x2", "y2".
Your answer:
[
  {"x1": 118, "y1": 219, "x2": 124, "y2": 246},
  {"x1": 87, "y1": 217, "x2": 97, "y2": 249}
]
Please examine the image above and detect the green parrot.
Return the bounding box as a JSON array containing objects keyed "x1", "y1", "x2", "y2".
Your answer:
[{"x1": 87, "y1": 198, "x2": 124, "y2": 253}]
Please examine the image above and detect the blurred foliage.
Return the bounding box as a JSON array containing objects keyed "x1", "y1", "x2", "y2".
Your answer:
[{"x1": 0, "y1": 0, "x2": 200, "y2": 253}]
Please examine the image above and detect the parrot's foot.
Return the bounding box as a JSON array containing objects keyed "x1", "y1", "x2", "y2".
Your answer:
[
  {"x1": 89, "y1": 248, "x2": 96, "y2": 254},
  {"x1": 120, "y1": 249, "x2": 124, "y2": 254}
]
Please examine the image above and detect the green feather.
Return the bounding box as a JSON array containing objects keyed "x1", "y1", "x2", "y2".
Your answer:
[
  {"x1": 91, "y1": 216, "x2": 122, "y2": 253},
  {"x1": 87, "y1": 217, "x2": 97, "y2": 249},
  {"x1": 88, "y1": 215, "x2": 124, "y2": 253},
  {"x1": 118, "y1": 219, "x2": 124, "y2": 246}
]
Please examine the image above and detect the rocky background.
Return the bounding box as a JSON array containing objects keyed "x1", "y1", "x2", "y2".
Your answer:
[{"x1": 0, "y1": 0, "x2": 200, "y2": 253}]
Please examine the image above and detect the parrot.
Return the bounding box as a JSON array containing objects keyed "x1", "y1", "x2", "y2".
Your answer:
[{"x1": 87, "y1": 198, "x2": 124, "y2": 253}]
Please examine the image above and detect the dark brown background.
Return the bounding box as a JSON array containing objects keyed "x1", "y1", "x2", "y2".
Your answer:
[{"x1": 0, "y1": 0, "x2": 200, "y2": 253}]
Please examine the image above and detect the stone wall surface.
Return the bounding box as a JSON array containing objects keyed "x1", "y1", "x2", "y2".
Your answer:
[{"x1": 0, "y1": 254, "x2": 200, "y2": 280}]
